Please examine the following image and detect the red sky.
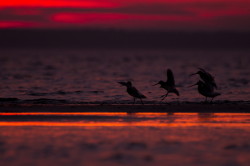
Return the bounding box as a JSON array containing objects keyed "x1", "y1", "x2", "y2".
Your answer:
[{"x1": 1, "y1": 0, "x2": 250, "y2": 31}]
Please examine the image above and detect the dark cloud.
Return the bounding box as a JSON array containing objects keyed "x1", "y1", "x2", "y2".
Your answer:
[
  {"x1": 0, "y1": 8, "x2": 47, "y2": 22},
  {"x1": 210, "y1": 14, "x2": 250, "y2": 31}
]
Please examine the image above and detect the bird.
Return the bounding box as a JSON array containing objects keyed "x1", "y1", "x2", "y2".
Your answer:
[
  {"x1": 153, "y1": 69, "x2": 179, "y2": 101},
  {"x1": 118, "y1": 81, "x2": 146, "y2": 104},
  {"x1": 189, "y1": 80, "x2": 221, "y2": 102},
  {"x1": 190, "y1": 68, "x2": 217, "y2": 89}
]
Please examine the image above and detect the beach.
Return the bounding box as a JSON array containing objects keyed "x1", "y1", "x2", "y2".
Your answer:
[
  {"x1": 1, "y1": 1, "x2": 250, "y2": 165},
  {"x1": 1, "y1": 105, "x2": 250, "y2": 166},
  {"x1": 0, "y1": 43, "x2": 250, "y2": 166},
  {"x1": 0, "y1": 100, "x2": 250, "y2": 113}
]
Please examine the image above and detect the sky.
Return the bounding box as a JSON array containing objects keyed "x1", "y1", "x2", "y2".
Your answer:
[{"x1": 1, "y1": 0, "x2": 250, "y2": 31}]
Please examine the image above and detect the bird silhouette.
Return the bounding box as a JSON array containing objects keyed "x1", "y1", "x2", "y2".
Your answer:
[
  {"x1": 190, "y1": 68, "x2": 217, "y2": 89},
  {"x1": 154, "y1": 69, "x2": 179, "y2": 101},
  {"x1": 190, "y1": 80, "x2": 220, "y2": 102},
  {"x1": 118, "y1": 81, "x2": 146, "y2": 104}
]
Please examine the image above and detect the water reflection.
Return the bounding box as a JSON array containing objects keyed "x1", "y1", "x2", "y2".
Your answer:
[
  {"x1": 198, "y1": 113, "x2": 215, "y2": 122},
  {"x1": 0, "y1": 113, "x2": 250, "y2": 127}
]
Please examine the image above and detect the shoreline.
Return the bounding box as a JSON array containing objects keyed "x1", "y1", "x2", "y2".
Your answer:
[{"x1": 0, "y1": 102, "x2": 250, "y2": 113}]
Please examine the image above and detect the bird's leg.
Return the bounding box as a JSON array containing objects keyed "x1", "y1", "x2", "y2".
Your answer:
[
  {"x1": 210, "y1": 97, "x2": 214, "y2": 103},
  {"x1": 160, "y1": 94, "x2": 166, "y2": 98},
  {"x1": 204, "y1": 97, "x2": 208, "y2": 103},
  {"x1": 161, "y1": 92, "x2": 169, "y2": 101},
  {"x1": 133, "y1": 98, "x2": 136, "y2": 104},
  {"x1": 140, "y1": 98, "x2": 144, "y2": 105}
]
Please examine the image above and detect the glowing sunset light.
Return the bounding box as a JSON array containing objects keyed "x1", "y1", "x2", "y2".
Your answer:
[
  {"x1": 0, "y1": 0, "x2": 118, "y2": 8},
  {"x1": 0, "y1": 0, "x2": 250, "y2": 30},
  {"x1": 1, "y1": 113, "x2": 250, "y2": 127},
  {"x1": 51, "y1": 12, "x2": 193, "y2": 29},
  {"x1": 0, "y1": 121, "x2": 249, "y2": 127},
  {"x1": 0, "y1": 21, "x2": 36, "y2": 28},
  {"x1": 52, "y1": 13, "x2": 130, "y2": 24}
]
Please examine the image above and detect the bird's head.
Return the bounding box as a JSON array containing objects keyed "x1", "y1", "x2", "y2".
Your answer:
[
  {"x1": 126, "y1": 81, "x2": 132, "y2": 87},
  {"x1": 118, "y1": 81, "x2": 132, "y2": 87}
]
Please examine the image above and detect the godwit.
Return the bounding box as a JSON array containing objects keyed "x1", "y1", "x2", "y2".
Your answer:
[
  {"x1": 190, "y1": 80, "x2": 220, "y2": 102},
  {"x1": 154, "y1": 69, "x2": 179, "y2": 101},
  {"x1": 191, "y1": 68, "x2": 217, "y2": 89},
  {"x1": 118, "y1": 81, "x2": 146, "y2": 104}
]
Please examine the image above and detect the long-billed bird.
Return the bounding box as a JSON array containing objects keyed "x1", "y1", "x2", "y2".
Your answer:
[
  {"x1": 118, "y1": 81, "x2": 146, "y2": 104},
  {"x1": 189, "y1": 80, "x2": 220, "y2": 102},
  {"x1": 153, "y1": 69, "x2": 179, "y2": 101},
  {"x1": 190, "y1": 68, "x2": 217, "y2": 89}
]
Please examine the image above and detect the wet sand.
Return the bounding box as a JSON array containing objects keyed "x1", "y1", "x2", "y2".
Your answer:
[
  {"x1": 1, "y1": 103, "x2": 250, "y2": 166},
  {"x1": 0, "y1": 102, "x2": 250, "y2": 113},
  {"x1": 1, "y1": 112, "x2": 250, "y2": 166}
]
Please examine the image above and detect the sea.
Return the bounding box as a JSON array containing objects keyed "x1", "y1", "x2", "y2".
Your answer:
[
  {"x1": 0, "y1": 49, "x2": 249, "y2": 103},
  {"x1": 1, "y1": 49, "x2": 250, "y2": 166},
  {"x1": 0, "y1": 112, "x2": 250, "y2": 166}
]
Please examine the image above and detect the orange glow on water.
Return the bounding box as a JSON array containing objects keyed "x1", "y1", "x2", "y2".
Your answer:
[
  {"x1": 1, "y1": 113, "x2": 250, "y2": 127},
  {"x1": 0, "y1": 122, "x2": 249, "y2": 127},
  {"x1": 0, "y1": 112, "x2": 128, "y2": 116}
]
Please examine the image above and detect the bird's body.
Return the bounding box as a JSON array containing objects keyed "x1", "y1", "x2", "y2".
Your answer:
[
  {"x1": 190, "y1": 68, "x2": 220, "y2": 102},
  {"x1": 118, "y1": 81, "x2": 146, "y2": 104},
  {"x1": 191, "y1": 80, "x2": 220, "y2": 102},
  {"x1": 191, "y1": 68, "x2": 217, "y2": 89},
  {"x1": 154, "y1": 69, "x2": 179, "y2": 101}
]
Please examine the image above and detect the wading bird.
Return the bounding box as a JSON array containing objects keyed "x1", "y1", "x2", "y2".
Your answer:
[
  {"x1": 118, "y1": 81, "x2": 146, "y2": 104},
  {"x1": 189, "y1": 80, "x2": 221, "y2": 102},
  {"x1": 154, "y1": 69, "x2": 179, "y2": 101},
  {"x1": 190, "y1": 68, "x2": 217, "y2": 89}
]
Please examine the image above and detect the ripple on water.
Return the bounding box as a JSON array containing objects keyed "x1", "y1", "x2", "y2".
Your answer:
[{"x1": 0, "y1": 49, "x2": 249, "y2": 102}]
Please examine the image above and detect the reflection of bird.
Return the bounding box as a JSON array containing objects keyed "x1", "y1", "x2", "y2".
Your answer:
[
  {"x1": 118, "y1": 81, "x2": 146, "y2": 104},
  {"x1": 190, "y1": 68, "x2": 217, "y2": 89},
  {"x1": 154, "y1": 69, "x2": 179, "y2": 101},
  {"x1": 190, "y1": 80, "x2": 220, "y2": 102}
]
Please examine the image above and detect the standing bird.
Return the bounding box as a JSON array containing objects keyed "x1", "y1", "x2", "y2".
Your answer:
[
  {"x1": 189, "y1": 80, "x2": 221, "y2": 102},
  {"x1": 190, "y1": 68, "x2": 217, "y2": 89},
  {"x1": 154, "y1": 69, "x2": 179, "y2": 101},
  {"x1": 118, "y1": 81, "x2": 146, "y2": 104}
]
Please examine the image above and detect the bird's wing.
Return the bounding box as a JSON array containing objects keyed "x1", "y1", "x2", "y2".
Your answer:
[
  {"x1": 129, "y1": 87, "x2": 146, "y2": 98},
  {"x1": 198, "y1": 68, "x2": 206, "y2": 73},
  {"x1": 198, "y1": 68, "x2": 218, "y2": 88},
  {"x1": 166, "y1": 69, "x2": 175, "y2": 86},
  {"x1": 198, "y1": 68, "x2": 214, "y2": 79}
]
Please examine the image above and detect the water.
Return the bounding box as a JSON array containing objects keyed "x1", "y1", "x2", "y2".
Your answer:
[
  {"x1": 0, "y1": 49, "x2": 249, "y2": 103},
  {"x1": 1, "y1": 112, "x2": 250, "y2": 127},
  {"x1": 0, "y1": 113, "x2": 250, "y2": 166}
]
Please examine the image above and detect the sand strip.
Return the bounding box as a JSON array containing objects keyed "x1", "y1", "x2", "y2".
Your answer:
[{"x1": 0, "y1": 103, "x2": 249, "y2": 113}]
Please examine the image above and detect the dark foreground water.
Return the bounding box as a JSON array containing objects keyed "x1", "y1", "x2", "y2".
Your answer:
[
  {"x1": 0, "y1": 113, "x2": 250, "y2": 166},
  {"x1": 0, "y1": 49, "x2": 249, "y2": 103}
]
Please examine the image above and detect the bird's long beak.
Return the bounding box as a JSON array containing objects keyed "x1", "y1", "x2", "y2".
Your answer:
[
  {"x1": 190, "y1": 73, "x2": 197, "y2": 76},
  {"x1": 153, "y1": 83, "x2": 159, "y2": 86},
  {"x1": 118, "y1": 82, "x2": 127, "y2": 86},
  {"x1": 188, "y1": 83, "x2": 197, "y2": 87}
]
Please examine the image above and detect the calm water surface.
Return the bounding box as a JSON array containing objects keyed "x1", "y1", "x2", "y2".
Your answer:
[
  {"x1": 0, "y1": 112, "x2": 250, "y2": 127},
  {"x1": 0, "y1": 113, "x2": 250, "y2": 166},
  {"x1": 0, "y1": 49, "x2": 249, "y2": 103}
]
